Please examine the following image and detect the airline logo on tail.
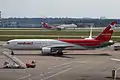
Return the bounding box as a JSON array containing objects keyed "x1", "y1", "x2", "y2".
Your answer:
[
  {"x1": 110, "y1": 21, "x2": 116, "y2": 28},
  {"x1": 95, "y1": 21, "x2": 117, "y2": 42},
  {"x1": 41, "y1": 22, "x2": 56, "y2": 29},
  {"x1": 41, "y1": 22, "x2": 50, "y2": 28}
]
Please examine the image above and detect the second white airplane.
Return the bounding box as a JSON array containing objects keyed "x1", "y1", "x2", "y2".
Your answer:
[{"x1": 41, "y1": 22, "x2": 77, "y2": 30}]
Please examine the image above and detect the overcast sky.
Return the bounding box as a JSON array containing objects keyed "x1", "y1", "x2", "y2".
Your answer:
[{"x1": 0, "y1": 0, "x2": 120, "y2": 18}]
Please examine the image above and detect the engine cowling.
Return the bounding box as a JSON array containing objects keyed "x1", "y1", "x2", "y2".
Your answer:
[
  {"x1": 41, "y1": 47, "x2": 64, "y2": 56},
  {"x1": 41, "y1": 47, "x2": 52, "y2": 54}
]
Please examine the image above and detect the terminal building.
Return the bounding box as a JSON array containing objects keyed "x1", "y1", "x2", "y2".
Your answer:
[{"x1": 0, "y1": 12, "x2": 118, "y2": 28}]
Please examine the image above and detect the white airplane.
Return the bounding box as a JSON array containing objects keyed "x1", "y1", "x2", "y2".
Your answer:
[
  {"x1": 3, "y1": 21, "x2": 116, "y2": 56},
  {"x1": 41, "y1": 22, "x2": 77, "y2": 30},
  {"x1": 56, "y1": 24, "x2": 77, "y2": 29}
]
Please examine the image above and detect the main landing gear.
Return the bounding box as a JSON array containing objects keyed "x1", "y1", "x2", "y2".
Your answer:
[{"x1": 56, "y1": 50, "x2": 63, "y2": 56}]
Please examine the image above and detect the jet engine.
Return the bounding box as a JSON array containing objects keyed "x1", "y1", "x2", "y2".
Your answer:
[
  {"x1": 41, "y1": 47, "x2": 63, "y2": 56},
  {"x1": 41, "y1": 47, "x2": 52, "y2": 54}
]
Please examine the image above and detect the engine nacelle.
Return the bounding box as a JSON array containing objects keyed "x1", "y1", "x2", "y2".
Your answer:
[
  {"x1": 41, "y1": 47, "x2": 52, "y2": 54},
  {"x1": 41, "y1": 47, "x2": 63, "y2": 55}
]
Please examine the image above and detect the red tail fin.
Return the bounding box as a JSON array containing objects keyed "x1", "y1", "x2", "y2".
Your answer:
[
  {"x1": 41, "y1": 22, "x2": 50, "y2": 28},
  {"x1": 95, "y1": 21, "x2": 116, "y2": 41},
  {"x1": 41, "y1": 22, "x2": 56, "y2": 29}
]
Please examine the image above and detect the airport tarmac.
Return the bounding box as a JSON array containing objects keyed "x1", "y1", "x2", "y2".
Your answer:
[{"x1": 0, "y1": 43, "x2": 120, "y2": 80}]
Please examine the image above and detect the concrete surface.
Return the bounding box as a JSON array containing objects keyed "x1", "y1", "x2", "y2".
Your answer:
[{"x1": 0, "y1": 42, "x2": 120, "y2": 80}]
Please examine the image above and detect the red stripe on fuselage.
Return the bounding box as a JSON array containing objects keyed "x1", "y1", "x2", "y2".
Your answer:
[{"x1": 59, "y1": 39, "x2": 103, "y2": 46}]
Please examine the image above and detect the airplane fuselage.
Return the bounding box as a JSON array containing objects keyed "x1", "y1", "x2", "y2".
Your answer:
[
  {"x1": 3, "y1": 39, "x2": 113, "y2": 50},
  {"x1": 56, "y1": 24, "x2": 77, "y2": 29}
]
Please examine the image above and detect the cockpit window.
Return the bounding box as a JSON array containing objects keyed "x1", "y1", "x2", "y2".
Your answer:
[{"x1": 6, "y1": 42, "x2": 9, "y2": 44}]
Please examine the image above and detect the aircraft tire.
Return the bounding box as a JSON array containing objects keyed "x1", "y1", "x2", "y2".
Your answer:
[
  {"x1": 57, "y1": 51, "x2": 63, "y2": 56},
  {"x1": 11, "y1": 51, "x2": 14, "y2": 55}
]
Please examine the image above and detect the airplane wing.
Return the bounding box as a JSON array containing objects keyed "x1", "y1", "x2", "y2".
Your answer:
[
  {"x1": 46, "y1": 44, "x2": 73, "y2": 48},
  {"x1": 41, "y1": 44, "x2": 74, "y2": 55}
]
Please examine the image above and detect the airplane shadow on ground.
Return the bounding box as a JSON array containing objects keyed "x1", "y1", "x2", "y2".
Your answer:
[
  {"x1": 0, "y1": 67, "x2": 25, "y2": 69},
  {"x1": 64, "y1": 53, "x2": 111, "y2": 56},
  {"x1": 106, "y1": 76, "x2": 120, "y2": 80},
  {"x1": 13, "y1": 54, "x2": 73, "y2": 58},
  {"x1": 12, "y1": 53, "x2": 111, "y2": 59}
]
